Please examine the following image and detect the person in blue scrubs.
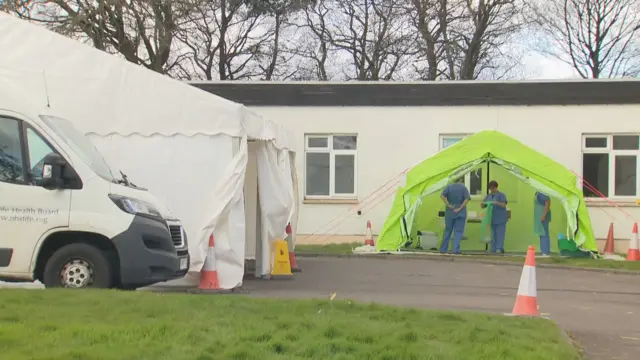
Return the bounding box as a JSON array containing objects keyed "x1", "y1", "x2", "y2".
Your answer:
[
  {"x1": 440, "y1": 177, "x2": 471, "y2": 254},
  {"x1": 481, "y1": 180, "x2": 508, "y2": 253},
  {"x1": 535, "y1": 191, "x2": 552, "y2": 256}
]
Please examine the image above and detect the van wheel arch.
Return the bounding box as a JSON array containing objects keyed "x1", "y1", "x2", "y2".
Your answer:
[{"x1": 35, "y1": 231, "x2": 121, "y2": 286}]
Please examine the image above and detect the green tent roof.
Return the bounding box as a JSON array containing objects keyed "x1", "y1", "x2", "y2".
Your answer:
[{"x1": 376, "y1": 130, "x2": 597, "y2": 252}]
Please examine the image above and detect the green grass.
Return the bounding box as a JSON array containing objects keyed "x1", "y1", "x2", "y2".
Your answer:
[
  {"x1": 0, "y1": 290, "x2": 579, "y2": 360},
  {"x1": 295, "y1": 243, "x2": 640, "y2": 271},
  {"x1": 295, "y1": 242, "x2": 361, "y2": 254}
]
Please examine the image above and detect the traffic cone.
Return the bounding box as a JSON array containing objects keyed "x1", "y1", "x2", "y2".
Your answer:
[
  {"x1": 365, "y1": 220, "x2": 375, "y2": 246},
  {"x1": 627, "y1": 223, "x2": 640, "y2": 261},
  {"x1": 286, "y1": 223, "x2": 302, "y2": 273},
  {"x1": 602, "y1": 223, "x2": 615, "y2": 255},
  {"x1": 197, "y1": 234, "x2": 227, "y2": 293},
  {"x1": 510, "y1": 245, "x2": 539, "y2": 317}
]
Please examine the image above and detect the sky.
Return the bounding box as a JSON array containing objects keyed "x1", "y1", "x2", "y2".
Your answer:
[{"x1": 522, "y1": 52, "x2": 581, "y2": 80}]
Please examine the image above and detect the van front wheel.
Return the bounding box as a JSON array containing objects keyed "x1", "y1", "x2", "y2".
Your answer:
[{"x1": 43, "y1": 244, "x2": 113, "y2": 289}]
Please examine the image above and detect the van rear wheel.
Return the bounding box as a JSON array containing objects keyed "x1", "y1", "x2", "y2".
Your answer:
[{"x1": 43, "y1": 243, "x2": 113, "y2": 289}]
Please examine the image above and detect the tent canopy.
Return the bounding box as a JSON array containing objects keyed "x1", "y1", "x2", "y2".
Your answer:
[
  {"x1": 0, "y1": 13, "x2": 295, "y2": 151},
  {"x1": 376, "y1": 130, "x2": 597, "y2": 252}
]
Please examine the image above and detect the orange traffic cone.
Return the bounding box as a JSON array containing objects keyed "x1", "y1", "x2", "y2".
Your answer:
[
  {"x1": 602, "y1": 223, "x2": 615, "y2": 255},
  {"x1": 286, "y1": 223, "x2": 302, "y2": 273},
  {"x1": 627, "y1": 223, "x2": 640, "y2": 261},
  {"x1": 510, "y1": 245, "x2": 539, "y2": 317},
  {"x1": 197, "y1": 234, "x2": 227, "y2": 293},
  {"x1": 365, "y1": 220, "x2": 375, "y2": 246}
]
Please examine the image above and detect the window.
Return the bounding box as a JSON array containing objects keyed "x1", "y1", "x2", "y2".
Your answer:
[
  {"x1": 305, "y1": 134, "x2": 357, "y2": 198},
  {"x1": 582, "y1": 134, "x2": 640, "y2": 198},
  {"x1": 440, "y1": 135, "x2": 483, "y2": 196},
  {"x1": 26, "y1": 127, "x2": 56, "y2": 185},
  {"x1": 0, "y1": 117, "x2": 25, "y2": 183}
]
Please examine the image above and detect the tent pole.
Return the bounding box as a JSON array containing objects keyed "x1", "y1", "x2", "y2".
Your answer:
[{"x1": 485, "y1": 161, "x2": 490, "y2": 252}]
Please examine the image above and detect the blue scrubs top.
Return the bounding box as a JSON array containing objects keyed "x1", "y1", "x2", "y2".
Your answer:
[
  {"x1": 441, "y1": 183, "x2": 471, "y2": 219},
  {"x1": 535, "y1": 192, "x2": 552, "y2": 223},
  {"x1": 484, "y1": 191, "x2": 508, "y2": 225}
]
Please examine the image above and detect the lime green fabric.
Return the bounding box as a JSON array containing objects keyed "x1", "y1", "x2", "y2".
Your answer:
[
  {"x1": 376, "y1": 130, "x2": 597, "y2": 252},
  {"x1": 480, "y1": 203, "x2": 494, "y2": 244},
  {"x1": 533, "y1": 201, "x2": 546, "y2": 236}
]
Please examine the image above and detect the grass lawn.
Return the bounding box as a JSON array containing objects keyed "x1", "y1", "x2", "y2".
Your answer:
[
  {"x1": 0, "y1": 289, "x2": 580, "y2": 360},
  {"x1": 295, "y1": 243, "x2": 640, "y2": 271}
]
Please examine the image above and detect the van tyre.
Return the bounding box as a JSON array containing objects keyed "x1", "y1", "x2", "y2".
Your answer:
[{"x1": 43, "y1": 243, "x2": 113, "y2": 289}]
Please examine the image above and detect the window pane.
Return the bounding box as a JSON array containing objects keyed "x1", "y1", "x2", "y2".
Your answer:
[
  {"x1": 307, "y1": 137, "x2": 328, "y2": 148},
  {"x1": 0, "y1": 117, "x2": 24, "y2": 183},
  {"x1": 582, "y1": 154, "x2": 609, "y2": 197},
  {"x1": 613, "y1": 135, "x2": 639, "y2": 150},
  {"x1": 333, "y1": 135, "x2": 357, "y2": 150},
  {"x1": 335, "y1": 154, "x2": 355, "y2": 194},
  {"x1": 442, "y1": 137, "x2": 463, "y2": 149},
  {"x1": 614, "y1": 155, "x2": 637, "y2": 196},
  {"x1": 26, "y1": 128, "x2": 56, "y2": 184},
  {"x1": 306, "y1": 153, "x2": 330, "y2": 196},
  {"x1": 585, "y1": 137, "x2": 607, "y2": 148},
  {"x1": 469, "y1": 168, "x2": 483, "y2": 196}
]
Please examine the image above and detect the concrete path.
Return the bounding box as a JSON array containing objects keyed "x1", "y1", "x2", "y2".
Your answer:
[{"x1": 241, "y1": 257, "x2": 640, "y2": 360}]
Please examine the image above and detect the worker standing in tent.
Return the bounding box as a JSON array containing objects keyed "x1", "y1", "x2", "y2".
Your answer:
[
  {"x1": 534, "y1": 191, "x2": 552, "y2": 257},
  {"x1": 481, "y1": 180, "x2": 509, "y2": 253},
  {"x1": 440, "y1": 177, "x2": 471, "y2": 254}
]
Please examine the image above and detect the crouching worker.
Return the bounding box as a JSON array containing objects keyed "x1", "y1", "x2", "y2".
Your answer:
[{"x1": 440, "y1": 177, "x2": 471, "y2": 254}]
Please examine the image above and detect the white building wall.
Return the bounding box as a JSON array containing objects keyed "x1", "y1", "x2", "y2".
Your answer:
[{"x1": 255, "y1": 105, "x2": 640, "y2": 250}]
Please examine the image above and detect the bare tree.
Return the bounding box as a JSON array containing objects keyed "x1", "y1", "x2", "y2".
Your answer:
[
  {"x1": 246, "y1": 0, "x2": 317, "y2": 80},
  {"x1": 409, "y1": 0, "x2": 525, "y2": 80},
  {"x1": 8, "y1": 0, "x2": 192, "y2": 74},
  {"x1": 530, "y1": 0, "x2": 640, "y2": 78},
  {"x1": 328, "y1": 0, "x2": 417, "y2": 80},
  {"x1": 284, "y1": 0, "x2": 333, "y2": 80},
  {"x1": 176, "y1": 0, "x2": 273, "y2": 80}
]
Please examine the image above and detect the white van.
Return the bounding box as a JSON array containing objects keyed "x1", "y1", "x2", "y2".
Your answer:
[{"x1": 0, "y1": 105, "x2": 190, "y2": 289}]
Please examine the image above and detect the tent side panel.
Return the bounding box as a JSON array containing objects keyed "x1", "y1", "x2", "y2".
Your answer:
[{"x1": 376, "y1": 189, "x2": 407, "y2": 251}]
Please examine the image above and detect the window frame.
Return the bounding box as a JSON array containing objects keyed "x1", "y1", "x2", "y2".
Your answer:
[
  {"x1": 581, "y1": 134, "x2": 640, "y2": 199},
  {"x1": 439, "y1": 134, "x2": 483, "y2": 198},
  {"x1": 304, "y1": 133, "x2": 358, "y2": 199}
]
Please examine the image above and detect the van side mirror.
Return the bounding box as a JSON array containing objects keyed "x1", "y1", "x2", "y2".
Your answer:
[{"x1": 41, "y1": 153, "x2": 66, "y2": 190}]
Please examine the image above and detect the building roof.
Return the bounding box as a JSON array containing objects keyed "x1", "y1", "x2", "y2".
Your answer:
[{"x1": 189, "y1": 79, "x2": 640, "y2": 107}]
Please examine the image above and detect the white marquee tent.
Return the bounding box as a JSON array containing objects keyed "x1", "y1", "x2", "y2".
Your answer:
[{"x1": 0, "y1": 14, "x2": 298, "y2": 289}]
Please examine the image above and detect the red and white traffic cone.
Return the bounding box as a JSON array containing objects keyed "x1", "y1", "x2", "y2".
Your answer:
[
  {"x1": 602, "y1": 223, "x2": 615, "y2": 256},
  {"x1": 196, "y1": 234, "x2": 228, "y2": 293},
  {"x1": 509, "y1": 245, "x2": 539, "y2": 317},
  {"x1": 364, "y1": 220, "x2": 375, "y2": 246},
  {"x1": 286, "y1": 223, "x2": 302, "y2": 273},
  {"x1": 627, "y1": 223, "x2": 640, "y2": 261}
]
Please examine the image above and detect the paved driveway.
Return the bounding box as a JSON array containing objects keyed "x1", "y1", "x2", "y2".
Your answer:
[{"x1": 242, "y1": 257, "x2": 640, "y2": 360}]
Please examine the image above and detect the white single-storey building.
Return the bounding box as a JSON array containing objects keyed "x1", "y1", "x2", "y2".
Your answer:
[{"x1": 191, "y1": 80, "x2": 640, "y2": 253}]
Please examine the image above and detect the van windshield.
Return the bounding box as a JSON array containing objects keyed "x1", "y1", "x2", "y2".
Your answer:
[{"x1": 39, "y1": 115, "x2": 116, "y2": 182}]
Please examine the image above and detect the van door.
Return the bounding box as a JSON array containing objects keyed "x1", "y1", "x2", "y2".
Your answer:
[{"x1": 0, "y1": 115, "x2": 71, "y2": 275}]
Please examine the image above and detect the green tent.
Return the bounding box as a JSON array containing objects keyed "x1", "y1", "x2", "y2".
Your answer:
[{"x1": 376, "y1": 130, "x2": 597, "y2": 253}]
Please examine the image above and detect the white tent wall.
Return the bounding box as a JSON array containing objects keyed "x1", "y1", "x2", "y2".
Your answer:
[
  {"x1": 87, "y1": 134, "x2": 248, "y2": 288},
  {"x1": 0, "y1": 14, "x2": 297, "y2": 289},
  {"x1": 244, "y1": 141, "x2": 297, "y2": 278},
  {"x1": 255, "y1": 141, "x2": 295, "y2": 277},
  {"x1": 288, "y1": 152, "x2": 300, "y2": 250},
  {"x1": 244, "y1": 141, "x2": 260, "y2": 261}
]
